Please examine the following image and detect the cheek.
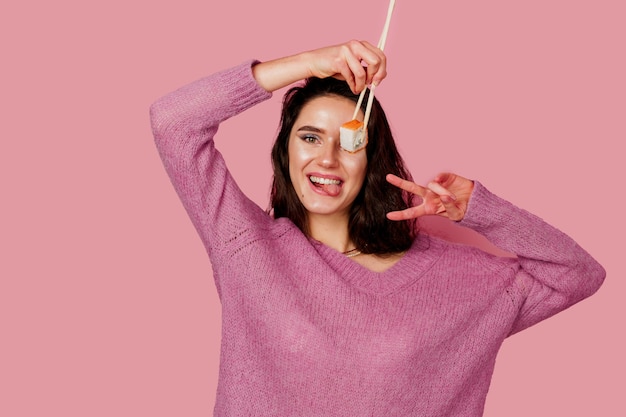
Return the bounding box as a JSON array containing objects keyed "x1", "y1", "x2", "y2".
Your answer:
[
  {"x1": 287, "y1": 140, "x2": 309, "y2": 182},
  {"x1": 345, "y1": 154, "x2": 368, "y2": 182},
  {"x1": 289, "y1": 141, "x2": 314, "y2": 164},
  {"x1": 288, "y1": 140, "x2": 320, "y2": 180}
]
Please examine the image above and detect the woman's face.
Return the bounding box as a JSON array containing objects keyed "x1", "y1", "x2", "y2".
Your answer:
[{"x1": 288, "y1": 95, "x2": 367, "y2": 219}]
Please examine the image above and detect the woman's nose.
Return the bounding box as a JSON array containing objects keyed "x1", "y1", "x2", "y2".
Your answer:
[{"x1": 317, "y1": 139, "x2": 340, "y2": 167}]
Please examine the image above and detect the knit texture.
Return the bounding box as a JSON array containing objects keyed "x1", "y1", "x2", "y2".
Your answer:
[{"x1": 150, "y1": 61, "x2": 605, "y2": 417}]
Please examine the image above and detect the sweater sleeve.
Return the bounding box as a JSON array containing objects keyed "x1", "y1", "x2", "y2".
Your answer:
[
  {"x1": 459, "y1": 182, "x2": 605, "y2": 335},
  {"x1": 149, "y1": 61, "x2": 274, "y2": 259}
]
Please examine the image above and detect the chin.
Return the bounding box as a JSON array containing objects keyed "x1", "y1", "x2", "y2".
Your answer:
[
  {"x1": 300, "y1": 197, "x2": 350, "y2": 217},
  {"x1": 303, "y1": 204, "x2": 347, "y2": 217}
]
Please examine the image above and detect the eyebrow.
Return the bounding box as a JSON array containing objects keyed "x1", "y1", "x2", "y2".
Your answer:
[{"x1": 296, "y1": 125, "x2": 325, "y2": 134}]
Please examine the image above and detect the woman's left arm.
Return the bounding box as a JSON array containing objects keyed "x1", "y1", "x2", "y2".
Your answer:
[{"x1": 387, "y1": 173, "x2": 606, "y2": 334}]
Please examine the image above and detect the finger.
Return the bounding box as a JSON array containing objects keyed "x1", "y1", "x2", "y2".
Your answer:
[
  {"x1": 440, "y1": 194, "x2": 463, "y2": 221},
  {"x1": 336, "y1": 62, "x2": 357, "y2": 94},
  {"x1": 340, "y1": 42, "x2": 369, "y2": 93},
  {"x1": 432, "y1": 172, "x2": 456, "y2": 188},
  {"x1": 366, "y1": 59, "x2": 386, "y2": 87},
  {"x1": 386, "y1": 205, "x2": 427, "y2": 221},
  {"x1": 386, "y1": 174, "x2": 427, "y2": 197},
  {"x1": 358, "y1": 41, "x2": 387, "y2": 85},
  {"x1": 427, "y1": 181, "x2": 457, "y2": 201},
  {"x1": 345, "y1": 57, "x2": 368, "y2": 93}
]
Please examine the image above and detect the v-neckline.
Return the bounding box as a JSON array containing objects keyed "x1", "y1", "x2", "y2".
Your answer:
[{"x1": 309, "y1": 233, "x2": 447, "y2": 296}]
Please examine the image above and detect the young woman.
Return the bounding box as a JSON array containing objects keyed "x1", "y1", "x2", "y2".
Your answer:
[{"x1": 150, "y1": 41, "x2": 604, "y2": 416}]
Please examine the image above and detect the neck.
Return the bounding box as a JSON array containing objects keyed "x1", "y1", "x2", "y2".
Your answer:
[{"x1": 307, "y1": 213, "x2": 354, "y2": 253}]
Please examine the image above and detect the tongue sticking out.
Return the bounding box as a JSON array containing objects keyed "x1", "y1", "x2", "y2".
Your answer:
[
  {"x1": 321, "y1": 182, "x2": 342, "y2": 196},
  {"x1": 311, "y1": 178, "x2": 342, "y2": 197}
]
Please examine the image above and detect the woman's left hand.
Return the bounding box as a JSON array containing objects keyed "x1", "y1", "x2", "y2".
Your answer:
[{"x1": 385, "y1": 173, "x2": 474, "y2": 221}]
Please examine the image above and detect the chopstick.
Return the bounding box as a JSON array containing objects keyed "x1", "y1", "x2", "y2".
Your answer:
[{"x1": 351, "y1": 0, "x2": 396, "y2": 127}]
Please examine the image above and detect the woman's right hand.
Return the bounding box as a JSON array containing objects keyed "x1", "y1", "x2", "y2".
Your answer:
[
  {"x1": 252, "y1": 40, "x2": 387, "y2": 94},
  {"x1": 303, "y1": 41, "x2": 387, "y2": 93}
]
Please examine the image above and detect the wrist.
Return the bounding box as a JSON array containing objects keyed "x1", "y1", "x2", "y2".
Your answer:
[{"x1": 252, "y1": 53, "x2": 311, "y2": 92}]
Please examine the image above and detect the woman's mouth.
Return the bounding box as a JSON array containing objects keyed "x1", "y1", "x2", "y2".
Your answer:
[
  {"x1": 308, "y1": 175, "x2": 343, "y2": 196},
  {"x1": 309, "y1": 175, "x2": 341, "y2": 186}
]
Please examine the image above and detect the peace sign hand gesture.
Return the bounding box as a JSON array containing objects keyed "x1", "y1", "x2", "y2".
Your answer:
[{"x1": 386, "y1": 173, "x2": 475, "y2": 222}]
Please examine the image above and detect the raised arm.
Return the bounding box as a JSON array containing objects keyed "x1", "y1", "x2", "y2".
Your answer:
[
  {"x1": 386, "y1": 173, "x2": 605, "y2": 334},
  {"x1": 150, "y1": 41, "x2": 388, "y2": 258},
  {"x1": 458, "y1": 182, "x2": 605, "y2": 334},
  {"x1": 150, "y1": 61, "x2": 272, "y2": 257},
  {"x1": 252, "y1": 40, "x2": 387, "y2": 94}
]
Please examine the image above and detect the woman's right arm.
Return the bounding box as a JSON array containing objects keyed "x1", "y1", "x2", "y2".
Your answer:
[
  {"x1": 150, "y1": 61, "x2": 272, "y2": 256},
  {"x1": 149, "y1": 41, "x2": 387, "y2": 255}
]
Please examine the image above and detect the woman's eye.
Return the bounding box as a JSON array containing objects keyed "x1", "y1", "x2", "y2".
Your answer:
[{"x1": 300, "y1": 135, "x2": 319, "y2": 144}]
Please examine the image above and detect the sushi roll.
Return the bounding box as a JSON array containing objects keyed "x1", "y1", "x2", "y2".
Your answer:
[{"x1": 340, "y1": 119, "x2": 367, "y2": 152}]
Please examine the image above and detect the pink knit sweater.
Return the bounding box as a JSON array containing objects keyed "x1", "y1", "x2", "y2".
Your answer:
[{"x1": 150, "y1": 61, "x2": 605, "y2": 416}]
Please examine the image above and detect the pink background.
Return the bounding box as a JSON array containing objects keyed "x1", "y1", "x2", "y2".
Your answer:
[{"x1": 1, "y1": 0, "x2": 624, "y2": 415}]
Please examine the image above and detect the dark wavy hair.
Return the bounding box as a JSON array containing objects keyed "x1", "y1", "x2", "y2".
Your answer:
[{"x1": 269, "y1": 77, "x2": 416, "y2": 255}]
